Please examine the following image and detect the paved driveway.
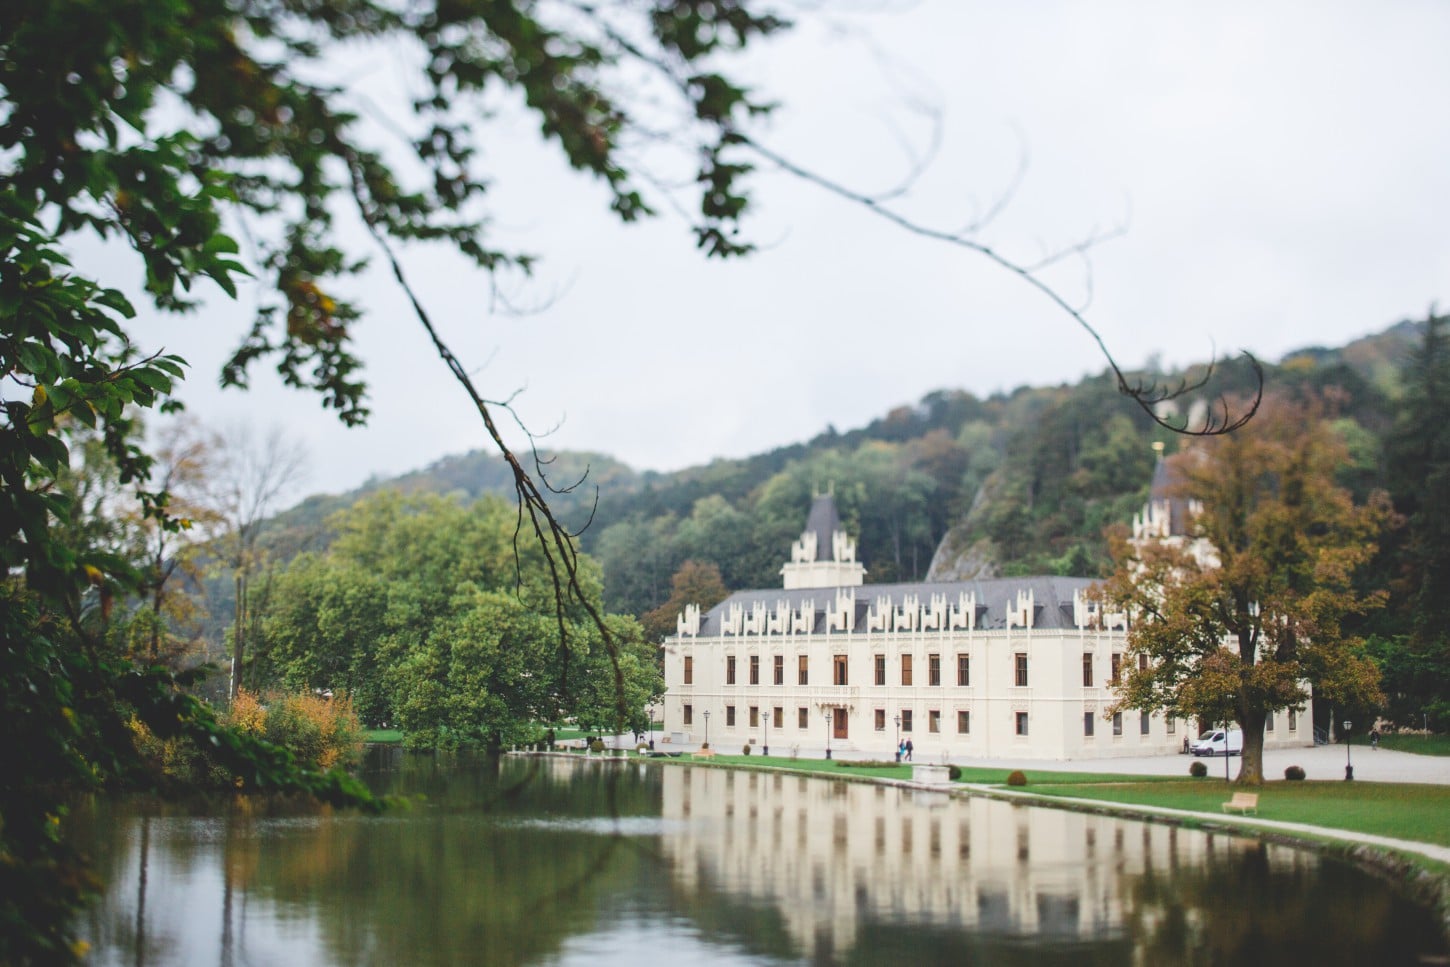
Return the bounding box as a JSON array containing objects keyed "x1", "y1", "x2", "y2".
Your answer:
[{"x1": 946, "y1": 743, "x2": 1450, "y2": 785}]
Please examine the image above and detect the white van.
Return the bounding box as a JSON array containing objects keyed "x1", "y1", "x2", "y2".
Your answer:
[{"x1": 1191, "y1": 728, "x2": 1243, "y2": 757}]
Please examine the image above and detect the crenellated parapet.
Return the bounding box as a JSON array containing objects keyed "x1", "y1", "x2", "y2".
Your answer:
[
  {"x1": 1006, "y1": 589, "x2": 1036, "y2": 630},
  {"x1": 676, "y1": 602, "x2": 702, "y2": 637}
]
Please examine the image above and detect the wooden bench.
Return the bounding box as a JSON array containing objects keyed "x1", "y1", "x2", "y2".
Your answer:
[
  {"x1": 1222, "y1": 792, "x2": 1258, "y2": 815},
  {"x1": 692, "y1": 748, "x2": 717, "y2": 759}
]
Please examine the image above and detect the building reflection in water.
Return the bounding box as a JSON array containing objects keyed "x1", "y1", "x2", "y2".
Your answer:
[{"x1": 658, "y1": 766, "x2": 1314, "y2": 957}]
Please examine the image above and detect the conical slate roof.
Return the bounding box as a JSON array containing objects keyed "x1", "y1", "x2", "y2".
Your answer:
[{"x1": 803, "y1": 493, "x2": 842, "y2": 562}]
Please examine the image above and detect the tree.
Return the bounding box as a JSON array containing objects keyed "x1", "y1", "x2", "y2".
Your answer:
[
  {"x1": 1099, "y1": 395, "x2": 1391, "y2": 784},
  {"x1": 205, "y1": 423, "x2": 308, "y2": 699},
  {"x1": 1375, "y1": 307, "x2": 1450, "y2": 729},
  {"x1": 640, "y1": 559, "x2": 729, "y2": 642},
  {"x1": 258, "y1": 492, "x2": 658, "y2": 747}
]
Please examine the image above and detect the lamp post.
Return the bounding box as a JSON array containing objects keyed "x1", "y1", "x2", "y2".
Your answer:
[
  {"x1": 893, "y1": 714, "x2": 901, "y2": 762},
  {"x1": 1224, "y1": 719, "x2": 1231, "y2": 783},
  {"x1": 703, "y1": 710, "x2": 710, "y2": 750},
  {"x1": 1343, "y1": 719, "x2": 1353, "y2": 781},
  {"x1": 824, "y1": 708, "x2": 833, "y2": 760},
  {"x1": 762, "y1": 708, "x2": 770, "y2": 757},
  {"x1": 647, "y1": 704, "x2": 656, "y2": 751}
]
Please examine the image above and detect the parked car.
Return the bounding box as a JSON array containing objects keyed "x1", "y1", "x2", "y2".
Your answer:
[{"x1": 1191, "y1": 728, "x2": 1243, "y2": 757}]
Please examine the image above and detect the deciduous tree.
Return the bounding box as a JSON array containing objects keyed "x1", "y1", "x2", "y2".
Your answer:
[{"x1": 1099, "y1": 395, "x2": 1391, "y2": 784}]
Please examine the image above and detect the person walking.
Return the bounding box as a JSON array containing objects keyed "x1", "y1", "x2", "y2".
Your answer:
[
  {"x1": 904, "y1": 739, "x2": 914, "y2": 762},
  {"x1": 1370, "y1": 728, "x2": 1380, "y2": 750}
]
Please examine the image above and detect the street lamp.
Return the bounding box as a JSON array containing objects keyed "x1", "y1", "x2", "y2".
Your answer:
[
  {"x1": 703, "y1": 709, "x2": 711, "y2": 750},
  {"x1": 647, "y1": 704, "x2": 656, "y2": 751},
  {"x1": 1343, "y1": 719, "x2": 1353, "y2": 781},
  {"x1": 824, "y1": 708, "x2": 833, "y2": 760},
  {"x1": 893, "y1": 714, "x2": 901, "y2": 763},
  {"x1": 1224, "y1": 719, "x2": 1231, "y2": 783},
  {"x1": 762, "y1": 708, "x2": 770, "y2": 757}
]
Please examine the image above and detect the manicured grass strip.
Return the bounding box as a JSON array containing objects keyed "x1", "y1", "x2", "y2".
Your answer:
[
  {"x1": 1378, "y1": 733, "x2": 1450, "y2": 757},
  {"x1": 365, "y1": 729, "x2": 404, "y2": 744},
  {"x1": 952, "y1": 767, "x2": 1185, "y2": 786},
  {"x1": 658, "y1": 754, "x2": 913, "y2": 780},
  {"x1": 1020, "y1": 779, "x2": 1450, "y2": 848}
]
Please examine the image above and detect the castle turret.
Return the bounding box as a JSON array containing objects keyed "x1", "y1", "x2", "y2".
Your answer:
[{"x1": 780, "y1": 492, "x2": 866, "y2": 589}]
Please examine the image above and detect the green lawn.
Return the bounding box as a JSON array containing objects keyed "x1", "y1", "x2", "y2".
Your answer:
[
  {"x1": 1378, "y1": 733, "x2": 1450, "y2": 756},
  {"x1": 644, "y1": 753, "x2": 1450, "y2": 851},
  {"x1": 651, "y1": 755, "x2": 1183, "y2": 786},
  {"x1": 1020, "y1": 778, "x2": 1450, "y2": 847},
  {"x1": 364, "y1": 729, "x2": 404, "y2": 744}
]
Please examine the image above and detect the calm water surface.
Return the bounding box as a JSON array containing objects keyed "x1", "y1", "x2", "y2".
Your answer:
[{"x1": 71, "y1": 750, "x2": 1447, "y2": 966}]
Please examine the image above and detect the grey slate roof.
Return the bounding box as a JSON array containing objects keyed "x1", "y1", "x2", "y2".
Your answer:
[
  {"x1": 692, "y1": 575, "x2": 1096, "y2": 636},
  {"x1": 803, "y1": 493, "x2": 843, "y2": 562}
]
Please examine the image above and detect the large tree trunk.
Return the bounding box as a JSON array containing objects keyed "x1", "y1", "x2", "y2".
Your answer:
[{"x1": 1235, "y1": 708, "x2": 1267, "y2": 784}]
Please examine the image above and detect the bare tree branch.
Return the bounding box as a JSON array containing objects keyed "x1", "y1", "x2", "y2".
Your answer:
[{"x1": 737, "y1": 134, "x2": 1263, "y2": 436}]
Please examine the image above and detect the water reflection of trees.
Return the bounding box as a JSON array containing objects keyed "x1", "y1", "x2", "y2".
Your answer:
[{"x1": 72, "y1": 756, "x2": 1447, "y2": 966}]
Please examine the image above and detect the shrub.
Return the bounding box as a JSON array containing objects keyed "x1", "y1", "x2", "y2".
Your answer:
[
  {"x1": 837, "y1": 759, "x2": 899, "y2": 768},
  {"x1": 700, "y1": 742, "x2": 710, "y2": 750},
  {"x1": 1284, "y1": 765, "x2": 1306, "y2": 781},
  {"x1": 948, "y1": 765, "x2": 963, "y2": 781},
  {"x1": 589, "y1": 739, "x2": 605, "y2": 754},
  {"x1": 742, "y1": 744, "x2": 752, "y2": 755},
  {"x1": 1189, "y1": 760, "x2": 1208, "y2": 778},
  {"x1": 1006, "y1": 770, "x2": 1027, "y2": 787},
  {"x1": 259, "y1": 691, "x2": 365, "y2": 772}
]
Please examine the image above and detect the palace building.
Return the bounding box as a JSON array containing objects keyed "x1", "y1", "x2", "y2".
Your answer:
[{"x1": 659, "y1": 468, "x2": 1310, "y2": 761}]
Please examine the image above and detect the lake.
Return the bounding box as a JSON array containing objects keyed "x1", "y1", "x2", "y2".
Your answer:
[{"x1": 71, "y1": 749, "x2": 1448, "y2": 965}]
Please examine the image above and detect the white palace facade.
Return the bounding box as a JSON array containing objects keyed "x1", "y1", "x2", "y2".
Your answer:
[{"x1": 660, "y1": 475, "x2": 1310, "y2": 761}]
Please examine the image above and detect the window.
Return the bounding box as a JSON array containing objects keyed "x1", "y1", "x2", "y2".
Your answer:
[
  {"x1": 1266, "y1": 711, "x2": 1275, "y2": 732},
  {"x1": 749, "y1": 706, "x2": 759, "y2": 728},
  {"x1": 1014, "y1": 653, "x2": 1028, "y2": 687},
  {"x1": 726, "y1": 656, "x2": 736, "y2": 685},
  {"x1": 726, "y1": 705, "x2": 736, "y2": 727},
  {"x1": 773, "y1": 707, "x2": 783, "y2": 729},
  {"x1": 1082, "y1": 654, "x2": 1093, "y2": 687},
  {"x1": 684, "y1": 656, "x2": 693, "y2": 685},
  {"x1": 1112, "y1": 712, "x2": 1123, "y2": 736},
  {"x1": 900, "y1": 654, "x2": 913, "y2": 686},
  {"x1": 798, "y1": 655, "x2": 809, "y2": 685},
  {"x1": 957, "y1": 710, "x2": 970, "y2": 734},
  {"x1": 1140, "y1": 712, "x2": 1151, "y2": 735},
  {"x1": 833, "y1": 655, "x2": 849, "y2": 686},
  {"x1": 1110, "y1": 654, "x2": 1121, "y2": 683},
  {"x1": 1084, "y1": 712, "x2": 1095, "y2": 737},
  {"x1": 1138, "y1": 654, "x2": 1148, "y2": 672},
  {"x1": 901, "y1": 709, "x2": 913, "y2": 732},
  {"x1": 1289, "y1": 709, "x2": 1298, "y2": 731},
  {"x1": 874, "y1": 655, "x2": 886, "y2": 686},
  {"x1": 773, "y1": 654, "x2": 784, "y2": 685},
  {"x1": 957, "y1": 654, "x2": 970, "y2": 686},
  {"x1": 749, "y1": 655, "x2": 760, "y2": 685},
  {"x1": 928, "y1": 654, "x2": 941, "y2": 687},
  {"x1": 928, "y1": 710, "x2": 941, "y2": 733},
  {"x1": 683, "y1": 704, "x2": 693, "y2": 726},
  {"x1": 798, "y1": 707, "x2": 809, "y2": 729},
  {"x1": 874, "y1": 709, "x2": 886, "y2": 731},
  {"x1": 1167, "y1": 717, "x2": 1176, "y2": 734},
  {"x1": 1015, "y1": 712, "x2": 1029, "y2": 736}
]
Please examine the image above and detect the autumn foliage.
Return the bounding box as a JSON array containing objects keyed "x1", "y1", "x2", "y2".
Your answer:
[{"x1": 1099, "y1": 393, "x2": 1390, "y2": 784}]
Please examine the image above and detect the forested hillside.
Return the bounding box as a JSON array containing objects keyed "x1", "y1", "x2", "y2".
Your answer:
[{"x1": 259, "y1": 318, "x2": 1421, "y2": 620}]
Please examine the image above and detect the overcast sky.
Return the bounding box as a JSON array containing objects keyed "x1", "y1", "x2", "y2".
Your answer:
[{"x1": 120, "y1": 1, "x2": 1450, "y2": 501}]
